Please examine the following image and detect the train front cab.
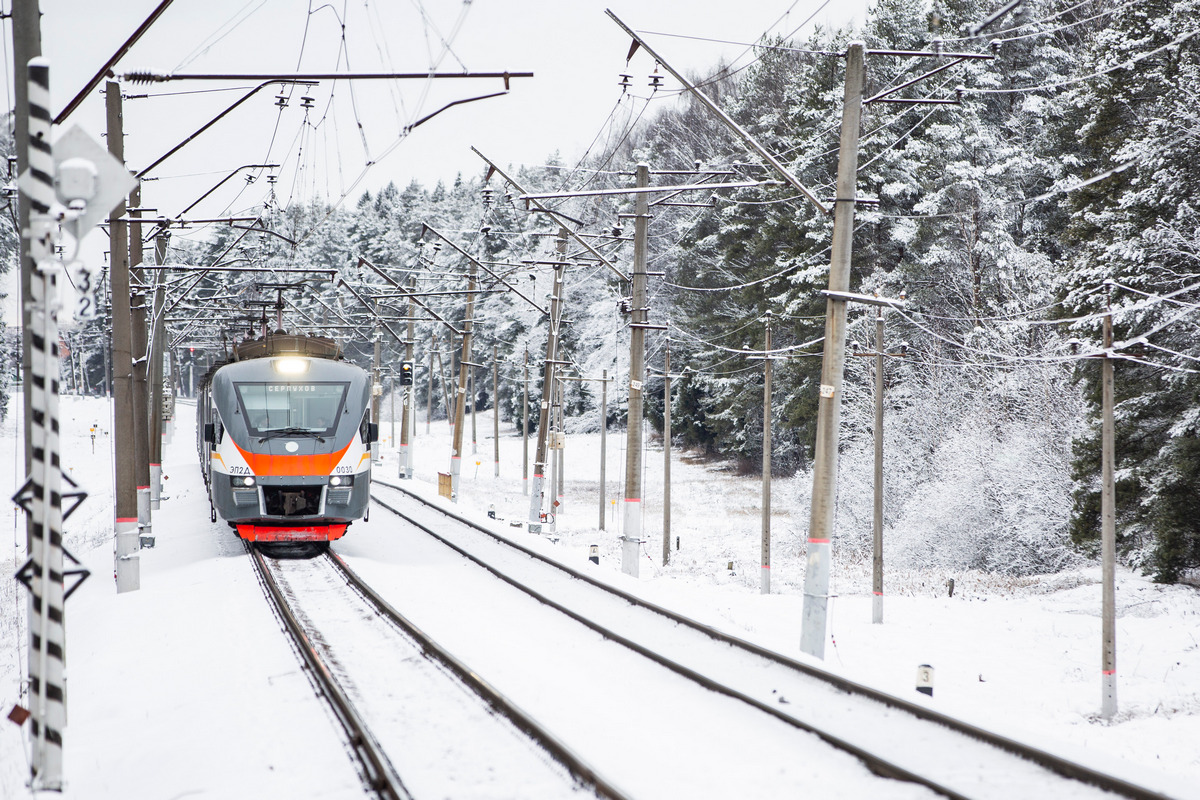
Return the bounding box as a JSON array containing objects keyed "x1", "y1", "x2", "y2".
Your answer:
[{"x1": 203, "y1": 356, "x2": 376, "y2": 542}]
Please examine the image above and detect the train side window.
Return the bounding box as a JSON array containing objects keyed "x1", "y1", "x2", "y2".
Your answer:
[{"x1": 359, "y1": 410, "x2": 370, "y2": 443}]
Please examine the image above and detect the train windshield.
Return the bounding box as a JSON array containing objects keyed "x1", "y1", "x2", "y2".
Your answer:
[{"x1": 233, "y1": 382, "x2": 349, "y2": 437}]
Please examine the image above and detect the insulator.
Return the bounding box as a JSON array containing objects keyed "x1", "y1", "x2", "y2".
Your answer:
[
  {"x1": 480, "y1": 225, "x2": 492, "y2": 236},
  {"x1": 275, "y1": 95, "x2": 289, "y2": 108},
  {"x1": 245, "y1": 174, "x2": 256, "y2": 184},
  {"x1": 649, "y1": 65, "x2": 664, "y2": 89},
  {"x1": 618, "y1": 73, "x2": 633, "y2": 90},
  {"x1": 612, "y1": 225, "x2": 623, "y2": 237}
]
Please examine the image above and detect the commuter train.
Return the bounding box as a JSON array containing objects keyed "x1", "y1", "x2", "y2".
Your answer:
[{"x1": 198, "y1": 334, "x2": 377, "y2": 542}]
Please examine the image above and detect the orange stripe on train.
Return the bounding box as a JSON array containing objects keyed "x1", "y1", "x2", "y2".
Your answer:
[{"x1": 231, "y1": 439, "x2": 352, "y2": 476}]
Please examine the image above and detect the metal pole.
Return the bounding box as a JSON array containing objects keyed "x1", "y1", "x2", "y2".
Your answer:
[
  {"x1": 600, "y1": 369, "x2": 608, "y2": 530},
  {"x1": 523, "y1": 348, "x2": 529, "y2": 494},
  {"x1": 663, "y1": 346, "x2": 672, "y2": 565},
  {"x1": 470, "y1": 368, "x2": 478, "y2": 456},
  {"x1": 107, "y1": 81, "x2": 140, "y2": 592},
  {"x1": 427, "y1": 332, "x2": 435, "y2": 434},
  {"x1": 762, "y1": 313, "x2": 772, "y2": 594},
  {"x1": 20, "y1": 56, "x2": 66, "y2": 791},
  {"x1": 149, "y1": 233, "x2": 167, "y2": 516},
  {"x1": 129, "y1": 193, "x2": 152, "y2": 546},
  {"x1": 400, "y1": 280, "x2": 415, "y2": 478},
  {"x1": 622, "y1": 163, "x2": 650, "y2": 577},
  {"x1": 371, "y1": 325, "x2": 382, "y2": 464},
  {"x1": 436, "y1": 334, "x2": 453, "y2": 423},
  {"x1": 528, "y1": 230, "x2": 567, "y2": 532},
  {"x1": 555, "y1": 371, "x2": 564, "y2": 510},
  {"x1": 873, "y1": 306, "x2": 885, "y2": 624},
  {"x1": 493, "y1": 344, "x2": 500, "y2": 477},
  {"x1": 1101, "y1": 305, "x2": 1118, "y2": 720},
  {"x1": 800, "y1": 43, "x2": 865, "y2": 659},
  {"x1": 449, "y1": 255, "x2": 478, "y2": 500}
]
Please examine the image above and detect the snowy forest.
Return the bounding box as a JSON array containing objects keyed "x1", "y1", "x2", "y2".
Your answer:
[{"x1": 3, "y1": 0, "x2": 1198, "y2": 582}]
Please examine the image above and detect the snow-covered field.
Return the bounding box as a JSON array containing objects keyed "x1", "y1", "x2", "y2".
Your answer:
[{"x1": 2, "y1": 393, "x2": 1198, "y2": 798}]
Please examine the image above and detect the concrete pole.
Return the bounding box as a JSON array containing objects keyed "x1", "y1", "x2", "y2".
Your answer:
[
  {"x1": 873, "y1": 306, "x2": 885, "y2": 624},
  {"x1": 450, "y1": 256, "x2": 479, "y2": 501},
  {"x1": 493, "y1": 344, "x2": 500, "y2": 477},
  {"x1": 470, "y1": 368, "x2": 478, "y2": 455},
  {"x1": 523, "y1": 348, "x2": 529, "y2": 494},
  {"x1": 1101, "y1": 307, "x2": 1118, "y2": 720},
  {"x1": 107, "y1": 81, "x2": 140, "y2": 592},
  {"x1": 400, "y1": 280, "x2": 415, "y2": 477},
  {"x1": 528, "y1": 231, "x2": 567, "y2": 532},
  {"x1": 600, "y1": 369, "x2": 608, "y2": 531},
  {"x1": 800, "y1": 43, "x2": 865, "y2": 659},
  {"x1": 427, "y1": 332, "x2": 435, "y2": 434},
  {"x1": 622, "y1": 163, "x2": 650, "y2": 577},
  {"x1": 663, "y1": 346, "x2": 672, "y2": 566},
  {"x1": 129, "y1": 192, "x2": 152, "y2": 547},
  {"x1": 371, "y1": 326, "x2": 382, "y2": 464},
  {"x1": 436, "y1": 334, "x2": 453, "y2": 423},
  {"x1": 390, "y1": 373, "x2": 396, "y2": 450},
  {"x1": 149, "y1": 232, "x2": 168, "y2": 515},
  {"x1": 762, "y1": 312, "x2": 772, "y2": 594},
  {"x1": 555, "y1": 371, "x2": 564, "y2": 510}
]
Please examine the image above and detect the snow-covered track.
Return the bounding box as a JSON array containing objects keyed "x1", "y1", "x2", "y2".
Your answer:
[
  {"x1": 371, "y1": 480, "x2": 1172, "y2": 800},
  {"x1": 249, "y1": 542, "x2": 629, "y2": 800},
  {"x1": 249, "y1": 543, "x2": 410, "y2": 800}
]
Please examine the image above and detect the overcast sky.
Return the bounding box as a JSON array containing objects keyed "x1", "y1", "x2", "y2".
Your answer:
[{"x1": 7, "y1": 0, "x2": 870, "y2": 252}]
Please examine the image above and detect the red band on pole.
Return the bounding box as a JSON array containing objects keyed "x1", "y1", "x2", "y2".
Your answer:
[
  {"x1": 872, "y1": 591, "x2": 883, "y2": 595},
  {"x1": 1102, "y1": 669, "x2": 1116, "y2": 675},
  {"x1": 624, "y1": 498, "x2": 641, "y2": 503},
  {"x1": 808, "y1": 538, "x2": 830, "y2": 544},
  {"x1": 116, "y1": 517, "x2": 138, "y2": 523}
]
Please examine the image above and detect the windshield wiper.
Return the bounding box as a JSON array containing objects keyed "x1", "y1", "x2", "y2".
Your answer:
[{"x1": 257, "y1": 426, "x2": 326, "y2": 444}]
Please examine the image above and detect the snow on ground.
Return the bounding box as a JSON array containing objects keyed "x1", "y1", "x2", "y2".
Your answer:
[{"x1": 1, "y1": 392, "x2": 1198, "y2": 798}]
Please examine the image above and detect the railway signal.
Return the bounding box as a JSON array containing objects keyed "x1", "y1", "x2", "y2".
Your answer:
[{"x1": 400, "y1": 361, "x2": 414, "y2": 385}]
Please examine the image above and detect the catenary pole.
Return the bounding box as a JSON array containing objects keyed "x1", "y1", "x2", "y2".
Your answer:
[
  {"x1": 107, "y1": 80, "x2": 140, "y2": 592},
  {"x1": 1101, "y1": 302, "x2": 1117, "y2": 720},
  {"x1": 149, "y1": 231, "x2": 168, "y2": 515},
  {"x1": 873, "y1": 306, "x2": 885, "y2": 623},
  {"x1": 762, "y1": 312, "x2": 773, "y2": 594},
  {"x1": 622, "y1": 163, "x2": 650, "y2": 577},
  {"x1": 372, "y1": 325, "x2": 382, "y2": 463},
  {"x1": 427, "y1": 332, "x2": 435, "y2": 434},
  {"x1": 528, "y1": 230, "x2": 567, "y2": 532},
  {"x1": 449, "y1": 251, "x2": 479, "y2": 500},
  {"x1": 600, "y1": 369, "x2": 608, "y2": 531},
  {"x1": 493, "y1": 344, "x2": 500, "y2": 477},
  {"x1": 663, "y1": 346, "x2": 672, "y2": 565},
  {"x1": 471, "y1": 368, "x2": 478, "y2": 455},
  {"x1": 523, "y1": 348, "x2": 529, "y2": 494},
  {"x1": 129, "y1": 193, "x2": 152, "y2": 546},
  {"x1": 800, "y1": 42, "x2": 866, "y2": 659},
  {"x1": 400, "y1": 279, "x2": 415, "y2": 478}
]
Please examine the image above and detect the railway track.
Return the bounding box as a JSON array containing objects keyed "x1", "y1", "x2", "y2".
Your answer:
[
  {"x1": 247, "y1": 542, "x2": 628, "y2": 800},
  {"x1": 370, "y1": 479, "x2": 1174, "y2": 800}
]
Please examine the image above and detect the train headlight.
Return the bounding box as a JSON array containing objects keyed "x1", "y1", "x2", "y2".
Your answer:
[
  {"x1": 329, "y1": 475, "x2": 355, "y2": 487},
  {"x1": 274, "y1": 357, "x2": 309, "y2": 375},
  {"x1": 230, "y1": 475, "x2": 256, "y2": 487}
]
